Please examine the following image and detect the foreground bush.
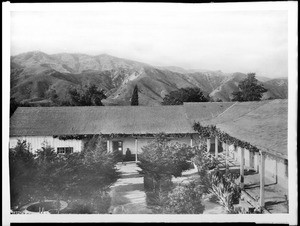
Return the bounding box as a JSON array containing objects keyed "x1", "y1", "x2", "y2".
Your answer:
[
  {"x1": 164, "y1": 181, "x2": 205, "y2": 214},
  {"x1": 9, "y1": 140, "x2": 37, "y2": 209},
  {"x1": 191, "y1": 141, "x2": 242, "y2": 213},
  {"x1": 137, "y1": 134, "x2": 195, "y2": 192},
  {"x1": 207, "y1": 170, "x2": 241, "y2": 213},
  {"x1": 192, "y1": 142, "x2": 218, "y2": 193},
  {"x1": 9, "y1": 136, "x2": 120, "y2": 213},
  {"x1": 61, "y1": 191, "x2": 111, "y2": 214}
]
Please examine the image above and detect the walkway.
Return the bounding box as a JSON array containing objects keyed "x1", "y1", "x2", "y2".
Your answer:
[{"x1": 108, "y1": 162, "x2": 153, "y2": 214}]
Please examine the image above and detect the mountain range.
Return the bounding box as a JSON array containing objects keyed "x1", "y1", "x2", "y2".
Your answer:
[{"x1": 10, "y1": 51, "x2": 288, "y2": 106}]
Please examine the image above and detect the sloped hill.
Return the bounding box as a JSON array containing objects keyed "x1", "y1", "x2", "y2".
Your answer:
[
  {"x1": 262, "y1": 78, "x2": 288, "y2": 99},
  {"x1": 10, "y1": 51, "x2": 288, "y2": 106},
  {"x1": 209, "y1": 73, "x2": 247, "y2": 101},
  {"x1": 209, "y1": 73, "x2": 288, "y2": 102}
]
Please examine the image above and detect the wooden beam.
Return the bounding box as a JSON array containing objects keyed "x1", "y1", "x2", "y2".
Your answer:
[
  {"x1": 215, "y1": 137, "x2": 218, "y2": 157},
  {"x1": 135, "y1": 138, "x2": 138, "y2": 162},
  {"x1": 259, "y1": 151, "x2": 265, "y2": 207},
  {"x1": 240, "y1": 147, "x2": 245, "y2": 190}
]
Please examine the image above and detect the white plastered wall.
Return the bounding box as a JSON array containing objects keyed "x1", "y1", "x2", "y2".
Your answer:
[{"x1": 9, "y1": 136, "x2": 83, "y2": 153}]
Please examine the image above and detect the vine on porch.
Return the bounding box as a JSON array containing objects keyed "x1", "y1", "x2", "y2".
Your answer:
[
  {"x1": 53, "y1": 133, "x2": 194, "y2": 140},
  {"x1": 193, "y1": 122, "x2": 259, "y2": 153}
]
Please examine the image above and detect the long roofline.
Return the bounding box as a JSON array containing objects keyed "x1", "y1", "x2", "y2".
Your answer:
[{"x1": 10, "y1": 100, "x2": 287, "y2": 158}]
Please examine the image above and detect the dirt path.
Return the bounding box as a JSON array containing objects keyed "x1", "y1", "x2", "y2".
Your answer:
[{"x1": 108, "y1": 162, "x2": 153, "y2": 214}]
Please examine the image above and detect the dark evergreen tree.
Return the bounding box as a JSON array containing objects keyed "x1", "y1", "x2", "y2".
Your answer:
[
  {"x1": 68, "y1": 84, "x2": 107, "y2": 106},
  {"x1": 162, "y1": 87, "x2": 209, "y2": 105},
  {"x1": 231, "y1": 73, "x2": 268, "y2": 101},
  {"x1": 131, "y1": 85, "x2": 139, "y2": 106},
  {"x1": 9, "y1": 140, "x2": 37, "y2": 209}
]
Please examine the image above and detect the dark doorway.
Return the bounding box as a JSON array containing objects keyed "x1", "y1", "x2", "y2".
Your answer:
[{"x1": 112, "y1": 141, "x2": 123, "y2": 155}]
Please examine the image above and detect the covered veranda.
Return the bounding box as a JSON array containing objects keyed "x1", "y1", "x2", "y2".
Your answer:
[
  {"x1": 192, "y1": 100, "x2": 288, "y2": 214},
  {"x1": 204, "y1": 138, "x2": 288, "y2": 213}
]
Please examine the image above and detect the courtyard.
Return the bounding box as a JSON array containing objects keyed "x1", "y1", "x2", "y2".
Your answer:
[{"x1": 108, "y1": 153, "x2": 288, "y2": 214}]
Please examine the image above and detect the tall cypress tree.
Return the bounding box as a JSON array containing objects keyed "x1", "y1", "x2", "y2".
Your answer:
[{"x1": 131, "y1": 85, "x2": 139, "y2": 106}]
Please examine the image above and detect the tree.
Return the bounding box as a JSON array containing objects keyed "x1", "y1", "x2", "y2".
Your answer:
[
  {"x1": 162, "y1": 87, "x2": 208, "y2": 105},
  {"x1": 80, "y1": 135, "x2": 120, "y2": 194},
  {"x1": 9, "y1": 136, "x2": 120, "y2": 213},
  {"x1": 231, "y1": 73, "x2": 268, "y2": 101},
  {"x1": 68, "y1": 84, "x2": 107, "y2": 106},
  {"x1": 33, "y1": 138, "x2": 119, "y2": 213},
  {"x1": 35, "y1": 145, "x2": 72, "y2": 206},
  {"x1": 131, "y1": 85, "x2": 139, "y2": 106},
  {"x1": 137, "y1": 134, "x2": 195, "y2": 192},
  {"x1": 9, "y1": 140, "x2": 37, "y2": 209}
]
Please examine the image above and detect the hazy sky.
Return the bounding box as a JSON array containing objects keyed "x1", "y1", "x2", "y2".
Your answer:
[{"x1": 10, "y1": 4, "x2": 289, "y2": 78}]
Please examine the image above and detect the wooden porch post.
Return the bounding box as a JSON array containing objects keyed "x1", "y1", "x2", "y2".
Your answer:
[
  {"x1": 190, "y1": 135, "x2": 193, "y2": 147},
  {"x1": 215, "y1": 137, "x2": 218, "y2": 157},
  {"x1": 225, "y1": 143, "x2": 229, "y2": 170},
  {"x1": 135, "y1": 138, "x2": 138, "y2": 163},
  {"x1": 259, "y1": 151, "x2": 265, "y2": 207},
  {"x1": 107, "y1": 139, "x2": 110, "y2": 153},
  {"x1": 207, "y1": 138, "x2": 211, "y2": 153},
  {"x1": 240, "y1": 147, "x2": 245, "y2": 189}
]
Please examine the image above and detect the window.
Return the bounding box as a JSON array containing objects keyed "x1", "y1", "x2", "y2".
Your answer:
[{"x1": 57, "y1": 147, "x2": 73, "y2": 154}]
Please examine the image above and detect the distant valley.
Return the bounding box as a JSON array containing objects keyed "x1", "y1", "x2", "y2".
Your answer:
[{"x1": 10, "y1": 51, "x2": 288, "y2": 106}]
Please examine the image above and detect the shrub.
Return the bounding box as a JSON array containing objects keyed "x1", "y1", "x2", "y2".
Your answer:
[
  {"x1": 10, "y1": 135, "x2": 120, "y2": 213},
  {"x1": 9, "y1": 140, "x2": 37, "y2": 209},
  {"x1": 208, "y1": 170, "x2": 241, "y2": 213},
  {"x1": 137, "y1": 134, "x2": 195, "y2": 191},
  {"x1": 34, "y1": 144, "x2": 76, "y2": 202},
  {"x1": 80, "y1": 136, "x2": 120, "y2": 195},
  {"x1": 164, "y1": 181, "x2": 205, "y2": 214},
  {"x1": 91, "y1": 191, "x2": 112, "y2": 214},
  {"x1": 145, "y1": 190, "x2": 170, "y2": 213},
  {"x1": 192, "y1": 143, "x2": 218, "y2": 193}
]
